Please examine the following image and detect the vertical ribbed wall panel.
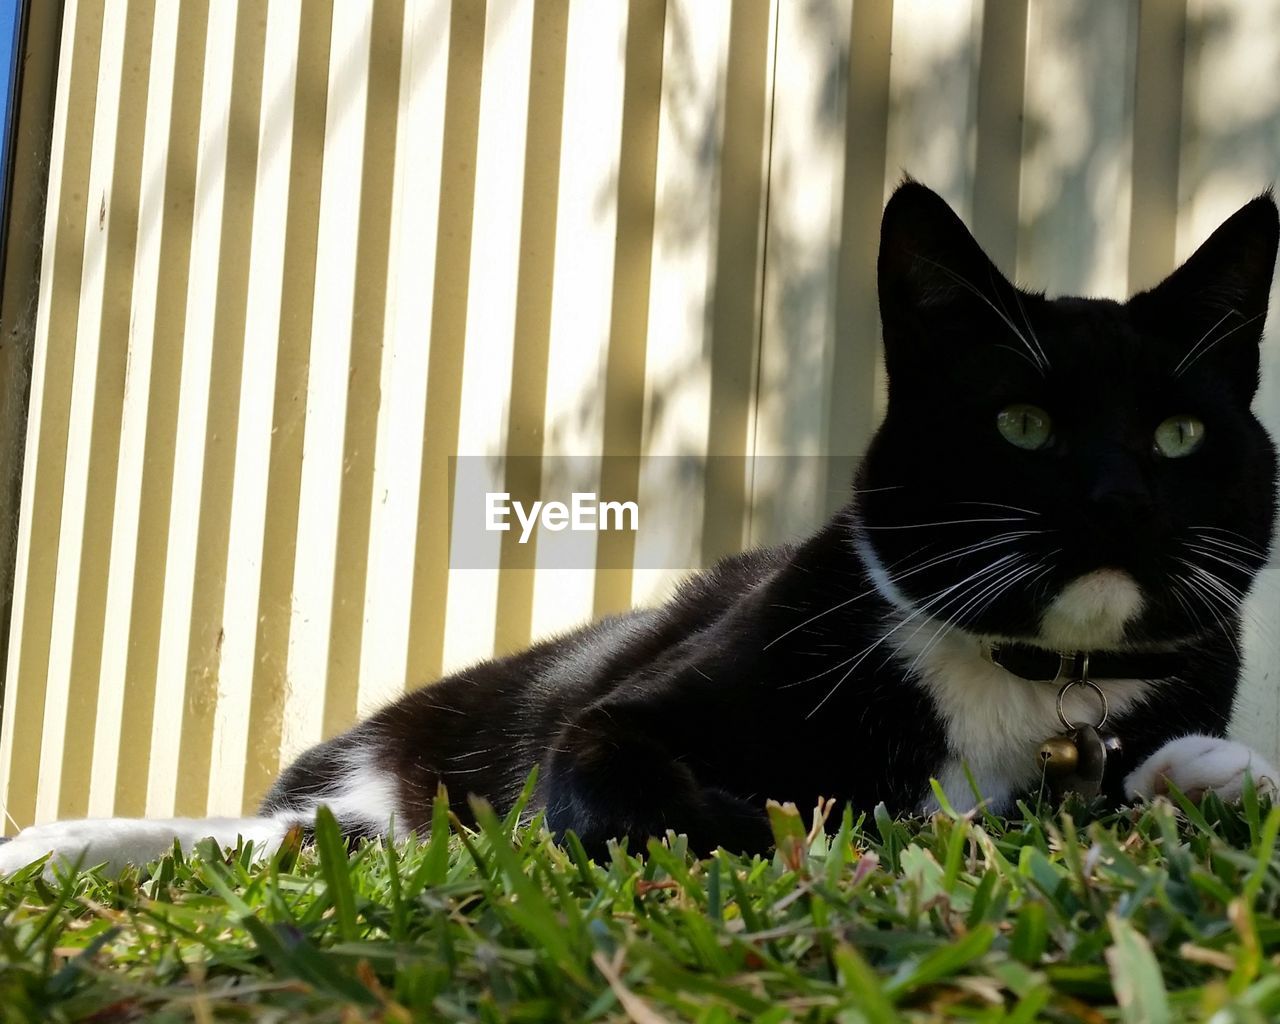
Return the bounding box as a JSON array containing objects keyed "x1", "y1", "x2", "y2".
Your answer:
[
  {"x1": 145, "y1": 1, "x2": 261, "y2": 819},
  {"x1": 38, "y1": 0, "x2": 150, "y2": 823},
  {"x1": 631, "y1": 0, "x2": 745, "y2": 607},
  {"x1": 108, "y1": 1, "x2": 211, "y2": 819},
  {"x1": 590, "y1": 0, "x2": 664, "y2": 621},
  {"x1": 209, "y1": 0, "x2": 306, "y2": 818},
  {"x1": 0, "y1": 0, "x2": 104, "y2": 830},
  {"x1": 3, "y1": 0, "x2": 1279, "y2": 828},
  {"x1": 752, "y1": 0, "x2": 853, "y2": 546},
  {"x1": 282, "y1": 0, "x2": 377, "y2": 774},
  {"x1": 359, "y1": 0, "x2": 451, "y2": 719},
  {"x1": 1019, "y1": 0, "x2": 1140, "y2": 297},
  {"x1": 88, "y1": 0, "x2": 176, "y2": 819},
  {"x1": 528, "y1": 0, "x2": 629, "y2": 641},
  {"x1": 441, "y1": 0, "x2": 536, "y2": 672}
]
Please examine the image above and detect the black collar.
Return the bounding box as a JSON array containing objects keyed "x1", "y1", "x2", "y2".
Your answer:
[{"x1": 985, "y1": 641, "x2": 1183, "y2": 683}]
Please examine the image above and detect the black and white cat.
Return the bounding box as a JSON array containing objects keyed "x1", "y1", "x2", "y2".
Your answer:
[{"x1": 4, "y1": 181, "x2": 1279, "y2": 875}]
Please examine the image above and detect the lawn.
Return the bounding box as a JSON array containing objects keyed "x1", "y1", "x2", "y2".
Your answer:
[{"x1": 3, "y1": 776, "x2": 1280, "y2": 1023}]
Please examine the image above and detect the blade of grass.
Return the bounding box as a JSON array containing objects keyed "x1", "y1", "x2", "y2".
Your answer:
[
  {"x1": 1106, "y1": 913, "x2": 1171, "y2": 1024},
  {"x1": 313, "y1": 806, "x2": 358, "y2": 942}
]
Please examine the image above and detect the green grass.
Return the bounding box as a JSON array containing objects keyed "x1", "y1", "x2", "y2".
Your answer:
[{"x1": 3, "y1": 777, "x2": 1280, "y2": 1023}]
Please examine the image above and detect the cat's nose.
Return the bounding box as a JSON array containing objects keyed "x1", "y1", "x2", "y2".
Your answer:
[{"x1": 1087, "y1": 455, "x2": 1154, "y2": 524}]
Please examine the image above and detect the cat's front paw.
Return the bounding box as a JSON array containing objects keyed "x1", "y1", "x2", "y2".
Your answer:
[{"x1": 1124, "y1": 734, "x2": 1279, "y2": 803}]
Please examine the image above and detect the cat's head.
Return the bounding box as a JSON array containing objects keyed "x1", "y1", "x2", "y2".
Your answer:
[{"x1": 856, "y1": 180, "x2": 1279, "y2": 651}]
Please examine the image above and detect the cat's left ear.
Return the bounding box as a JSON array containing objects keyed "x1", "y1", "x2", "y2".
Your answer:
[
  {"x1": 878, "y1": 180, "x2": 1032, "y2": 380},
  {"x1": 1128, "y1": 192, "x2": 1279, "y2": 398}
]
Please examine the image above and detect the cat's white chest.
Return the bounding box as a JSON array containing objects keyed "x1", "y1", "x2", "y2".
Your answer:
[{"x1": 892, "y1": 620, "x2": 1157, "y2": 813}]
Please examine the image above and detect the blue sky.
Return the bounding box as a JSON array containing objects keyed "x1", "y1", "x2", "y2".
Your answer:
[{"x1": 0, "y1": 0, "x2": 20, "y2": 216}]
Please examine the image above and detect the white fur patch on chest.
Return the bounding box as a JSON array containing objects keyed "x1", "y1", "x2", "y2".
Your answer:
[
  {"x1": 854, "y1": 536, "x2": 1161, "y2": 813},
  {"x1": 1039, "y1": 568, "x2": 1144, "y2": 649},
  {"x1": 892, "y1": 619, "x2": 1158, "y2": 814}
]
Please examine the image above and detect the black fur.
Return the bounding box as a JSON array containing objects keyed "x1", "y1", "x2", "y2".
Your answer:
[{"x1": 262, "y1": 182, "x2": 1280, "y2": 856}]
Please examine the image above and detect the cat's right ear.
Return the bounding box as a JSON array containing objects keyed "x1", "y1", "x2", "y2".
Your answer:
[
  {"x1": 877, "y1": 180, "x2": 1022, "y2": 367},
  {"x1": 1128, "y1": 191, "x2": 1279, "y2": 399},
  {"x1": 1132, "y1": 192, "x2": 1278, "y2": 328}
]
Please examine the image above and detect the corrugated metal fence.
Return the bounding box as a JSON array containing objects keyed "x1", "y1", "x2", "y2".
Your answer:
[{"x1": 2, "y1": 0, "x2": 1279, "y2": 829}]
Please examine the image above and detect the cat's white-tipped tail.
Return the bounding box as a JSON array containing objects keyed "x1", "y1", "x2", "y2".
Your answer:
[{"x1": 0, "y1": 816, "x2": 291, "y2": 878}]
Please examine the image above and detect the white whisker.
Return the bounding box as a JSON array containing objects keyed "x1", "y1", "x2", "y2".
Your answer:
[
  {"x1": 1175, "y1": 311, "x2": 1265, "y2": 377},
  {"x1": 950, "y1": 500, "x2": 1043, "y2": 516},
  {"x1": 858, "y1": 516, "x2": 1029, "y2": 531},
  {"x1": 1189, "y1": 529, "x2": 1267, "y2": 559},
  {"x1": 1172, "y1": 308, "x2": 1234, "y2": 376},
  {"x1": 804, "y1": 552, "x2": 1029, "y2": 719},
  {"x1": 888, "y1": 531, "x2": 1043, "y2": 580},
  {"x1": 916, "y1": 255, "x2": 1050, "y2": 373},
  {"x1": 906, "y1": 553, "x2": 1056, "y2": 679},
  {"x1": 1185, "y1": 543, "x2": 1257, "y2": 576},
  {"x1": 1174, "y1": 566, "x2": 1241, "y2": 657},
  {"x1": 780, "y1": 654, "x2": 860, "y2": 689}
]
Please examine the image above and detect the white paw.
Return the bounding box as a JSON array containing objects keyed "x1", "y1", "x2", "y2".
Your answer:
[{"x1": 1125, "y1": 734, "x2": 1279, "y2": 803}]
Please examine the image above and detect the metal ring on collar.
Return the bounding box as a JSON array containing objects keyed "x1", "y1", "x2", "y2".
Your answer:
[{"x1": 1056, "y1": 677, "x2": 1109, "y2": 732}]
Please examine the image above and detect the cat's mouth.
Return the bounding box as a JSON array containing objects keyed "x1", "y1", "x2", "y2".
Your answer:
[{"x1": 1037, "y1": 568, "x2": 1145, "y2": 649}]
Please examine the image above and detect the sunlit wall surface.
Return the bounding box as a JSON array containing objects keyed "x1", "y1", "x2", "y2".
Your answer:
[{"x1": 2, "y1": 0, "x2": 1279, "y2": 828}]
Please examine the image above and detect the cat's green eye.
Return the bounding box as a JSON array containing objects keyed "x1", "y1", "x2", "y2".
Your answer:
[
  {"x1": 997, "y1": 404, "x2": 1053, "y2": 450},
  {"x1": 1153, "y1": 415, "x2": 1205, "y2": 458}
]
